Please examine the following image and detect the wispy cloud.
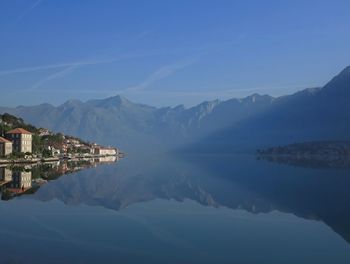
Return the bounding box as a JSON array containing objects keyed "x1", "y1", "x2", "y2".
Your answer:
[
  {"x1": 23, "y1": 55, "x2": 140, "y2": 91},
  {"x1": 0, "y1": 58, "x2": 116, "y2": 77},
  {"x1": 135, "y1": 30, "x2": 153, "y2": 41},
  {"x1": 0, "y1": 50, "x2": 165, "y2": 78},
  {"x1": 0, "y1": 55, "x2": 142, "y2": 96},
  {"x1": 124, "y1": 57, "x2": 198, "y2": 92},
  {"x1": 29, "y1": 65, "x2": 79, "y2": 91},
  {"x1": 14, "y1": 0, "x2": 43, "y2": 24},
  {"x1": 27, "y1": 0, "x2": 43, "y2": 12}
]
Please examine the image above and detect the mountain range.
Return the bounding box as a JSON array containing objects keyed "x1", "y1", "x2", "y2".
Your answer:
[
  {"x1": 197, "y1": 66, "x2": 350, "y2": 152},
  {"x1": 1, "y1": 66, "x2": 349, "y2": 152}
]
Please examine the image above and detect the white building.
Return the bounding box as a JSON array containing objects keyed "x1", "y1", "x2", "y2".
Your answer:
[
  {"x1": 6, "y1": 128, "x2": 32, "y2": 153},
  {"x1": 93, "y1": 146, "x2": 118, "y2": 156},
  {"x1": 0, "y1": 137, "x2": 13, "y2": 157}
]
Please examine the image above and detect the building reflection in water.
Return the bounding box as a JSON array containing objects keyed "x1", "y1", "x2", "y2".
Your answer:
[
  {"x1": 0, "y1": 166, "x2": 12, "y2": 183},
  {"x1": 0, "y1": 157, "x2": 119, "y2": 200},
  {"x1": 94, "y1": 156, "x2": 118, "y2": 164},
  {"x1": 8, "y1": 170, "x2": 32, "y2": 193},
  {"x1": 0, "y1": 166, "x2": 32, "y2": 197}
]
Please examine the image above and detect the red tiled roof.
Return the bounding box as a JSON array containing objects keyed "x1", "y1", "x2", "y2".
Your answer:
[
  {"x1": 6, "y1": 188, "x2": 29, "y2": 194},
  {"x1": 0, "y1": 136, "x2": 12, "y2": 143},
  {"x1": 6, "y1": 128, "x2": 32, "y2": 134}
]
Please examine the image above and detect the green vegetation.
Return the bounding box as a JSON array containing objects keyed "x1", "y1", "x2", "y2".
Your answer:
[
  {"x1": 7, "y1": 152, "x2": 26, "y2": 159},
  {"x1": 32, "y1": 133, "x2": 65, "y2": 157},
  {"x1": 0, "y1": 113, "x2": 96, "y2": 159},
  {"x1": 0, "y1": 113, "x2": 38, "y2": 134}
]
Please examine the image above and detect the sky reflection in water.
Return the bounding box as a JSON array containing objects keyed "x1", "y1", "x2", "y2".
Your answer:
[{"x1": 0, "y1": 153, "x2": 350, "y2": 264}]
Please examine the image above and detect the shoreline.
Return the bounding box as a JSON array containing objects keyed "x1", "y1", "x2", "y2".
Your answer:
[{"x1": 0, "y1": 153, "x2": 124, "y2": 165}]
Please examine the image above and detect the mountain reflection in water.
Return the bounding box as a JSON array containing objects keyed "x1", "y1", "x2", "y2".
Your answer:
[
  {"x1": 3, "y1": 152, "x2": 348, "y2": 245},
  {"x1": 1, "y1": 152, "x2": 350, "y2": 263}
]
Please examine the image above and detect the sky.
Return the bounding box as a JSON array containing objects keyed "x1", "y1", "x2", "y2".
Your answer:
[{"x1": 0, "y1": 0, "x2": 350, "y2": 107}]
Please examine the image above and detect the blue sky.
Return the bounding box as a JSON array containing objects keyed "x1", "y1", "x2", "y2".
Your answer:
[{"x1": 1, "y1": 0, "x2": 350, "y2": 107}]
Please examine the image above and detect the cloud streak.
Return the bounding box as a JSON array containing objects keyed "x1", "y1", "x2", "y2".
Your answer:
[
  {"x1": 0, "y1": 49, "x2": 166, "y2": 78},
  {"x1": 29, "y1": 65, "x2": 79, "y2": 91},
  {"x1": 14, "y1": 0, "x2": 43, "y2": 24},
  {"x1": 27, "y1": 0, "x2": 43, "y2": 12},
  {"x1": 124, "y1": 58, "x2": 198, "y2": 92},
  {"x1": 24, "y1": 56, "x2": 136, "y2": 91},
  {"x1": 0, "y1": 58, "x2": 118, "y2": 77},
  {"x1": 134, "y1": 30, "x2": 153, "y2": 41}
]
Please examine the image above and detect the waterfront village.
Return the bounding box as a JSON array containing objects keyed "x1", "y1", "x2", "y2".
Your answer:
[
  {"x1": 0, "y1": 113, "x2": 121, "y2": 163},
  {"x1": 0, "y1": 113, "x2": 122, "y2": 199},
  {"x1": 0, "y1": 127, "x2": 119, "y2": 162}
]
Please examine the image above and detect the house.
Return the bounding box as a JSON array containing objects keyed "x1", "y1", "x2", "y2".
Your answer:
[
  {"x1": 60, "y1": 143, "x2": 68, "y2": 154},
  {"x1": 0, "y1": 137, "x2": 13, "y2": 157},
  {"x1": 38, "y1": 128, "x2": 51, "y2": 136},
  {"x1": 51, "y1": 139, "x2": 68, "y2": 154},
  {"x1": 46, "y1": 145, "x2": 61, "y2": 156},
  {"x1": 5, "y1": 128, "x2": 32, "y2": 153},
  {"x1": 92, "y1": 146, "x2": 118, "y2": 156}
]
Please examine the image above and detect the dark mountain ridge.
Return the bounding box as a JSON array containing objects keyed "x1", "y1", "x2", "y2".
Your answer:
[{"x1": 191, "y1": 66, "x2": 350, "y2": 152}]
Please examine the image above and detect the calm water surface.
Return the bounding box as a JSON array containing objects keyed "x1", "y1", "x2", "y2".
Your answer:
[{"x1": 0, "y1": 153, "x2": 350, "y2": 263}]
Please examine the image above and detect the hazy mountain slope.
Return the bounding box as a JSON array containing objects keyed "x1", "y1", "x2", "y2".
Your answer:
[
  {"x1": 1, "y1": 66, "x2": 349, "y2": 152},
  {"x1": 192, "y1": 94, "x2": 274, "y2": 138},
  {"x1": 191, "y1": 66, "x2": 350, "y2": 151},
  {"x1": 0, "y1": 94, "x2": 274, "y2": 151},
  {"x1": 0, "y1": 96, "x2": 161, "y2": 150}
]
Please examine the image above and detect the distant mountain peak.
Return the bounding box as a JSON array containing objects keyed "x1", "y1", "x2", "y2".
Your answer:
[
  {"x1": 198, "y1": 99, "x2": 220, "y2": 107},
  {"x1": 322, "y1": 65, "x2": 350, "y2": 95},
  {"x1": 340, "y1": 65, "x2": 350, "y2": 75},
  {"x1": 111, "y1": 94, "x2": 127, "y2": 100},
  {"x1": 174, "y1": 104, "x2": 185, "y2": 110},
  {"x1": 107, "y1": 95, "x2": 130, "y2": 105},
  {"x1": 293, "y1": 87, "x2": 320, "y2": 97},
  {"x1": 61, "y1": 99, "x2": 83, "y2": 108},
  {"x1": 239, "y1": 93, "x2": 273, "y2": 104},
  {"x1": 195, "y1": 99, "x2": 220, "y2": 113},
  {"x1": 331, "y1": 65, "x2": 350, "y2": 82},
  {"x1": 246, "y1": 93, "x2": 261, "y2": 102},
  {"x1": 16, "y1": 102, "x2": 54, "y2": 109},
  {"x1": 86, "y1": 95, "x2": 133, "y2": 108}
]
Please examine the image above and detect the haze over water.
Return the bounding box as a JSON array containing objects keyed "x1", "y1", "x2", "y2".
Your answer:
[
  {"x1": 1, "y1": 151, "x2": 350, "y2": 264},
  {"x1": 1, "y1": 1, "x2": 350, "y2": 263}
]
